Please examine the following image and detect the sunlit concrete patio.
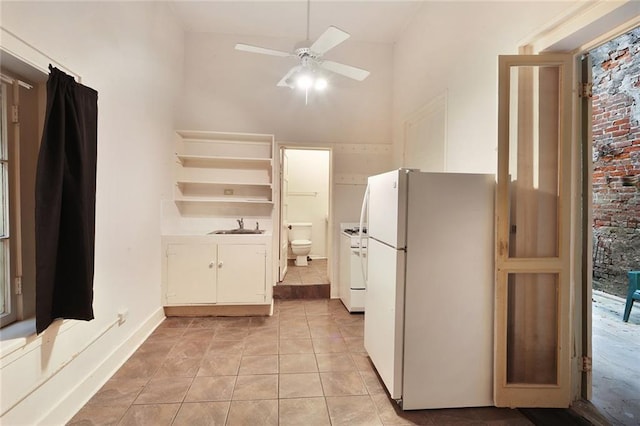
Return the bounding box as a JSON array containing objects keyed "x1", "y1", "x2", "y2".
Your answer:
[{"x1": 590, "y1": 290, "x2": 640, "y2": 425}]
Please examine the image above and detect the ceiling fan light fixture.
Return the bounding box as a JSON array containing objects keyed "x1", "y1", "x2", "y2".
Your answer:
[
  {"x1": 314, "y1": 77, "x2": 328, "y2": 91},
  {"x1": 296, "y1": 73, "x2": 313, "y2": 90},
  {"x1": 235, "y1": 0, "x2": 369, "y2": 97}
]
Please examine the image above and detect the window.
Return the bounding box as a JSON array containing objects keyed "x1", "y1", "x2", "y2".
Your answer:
[
  {"x1": 0, "y1": 64, "x2": 45, "y2": 330},
  {"x1": 0, "y1": 82, "x2": 12, "y2": 325}
]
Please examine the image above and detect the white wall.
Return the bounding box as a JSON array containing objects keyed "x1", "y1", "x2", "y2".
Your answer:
[
  {"x1": 0, "y1": 2, "x2": 183, "y2": 424},
  {"x1": 392, "y1": 1, "x2": 578, "y2": 173},
  {"x1": 286, "y1": 149, "x2": 330, "y2": 258}
]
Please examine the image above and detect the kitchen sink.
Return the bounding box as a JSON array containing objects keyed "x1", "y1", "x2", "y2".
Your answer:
[{"x1": 208, "y1": 229, "x2": 265, "y2": 235}]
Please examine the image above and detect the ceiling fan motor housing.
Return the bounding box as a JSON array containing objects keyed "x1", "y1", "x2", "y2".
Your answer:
[{"x1": 294, "y1": 46, "x2": 318, "y2": 59}]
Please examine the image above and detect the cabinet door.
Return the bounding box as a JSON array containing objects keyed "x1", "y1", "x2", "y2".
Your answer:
[
  {"x1": 217, "y1": 244, "x2": 267, "y2": 304},
  {"x1": 166, "y1": 243, "x2": 217, "y2": 304}
]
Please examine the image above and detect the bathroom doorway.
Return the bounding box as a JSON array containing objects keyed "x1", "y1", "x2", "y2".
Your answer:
[{"x1": 277, "y1": 146, "x2": 332, "y2": 297}]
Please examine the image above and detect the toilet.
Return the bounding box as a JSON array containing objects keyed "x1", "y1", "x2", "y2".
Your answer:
[{"x1": 288, "y1": 222, "x2": 312, "y2": 266}]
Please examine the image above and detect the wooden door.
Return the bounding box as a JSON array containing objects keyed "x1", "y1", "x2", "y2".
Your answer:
[{"x1": 495, "y1": 54, "x2": 574, "y2": 407}]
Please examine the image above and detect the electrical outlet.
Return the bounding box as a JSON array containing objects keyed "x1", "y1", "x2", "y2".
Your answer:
[
  {"x1": 224, "y1": 188, "x2": 234, "y2": 195},
  {"x1": 117, "y1": 309, "x2": 129, "y2": 325}
]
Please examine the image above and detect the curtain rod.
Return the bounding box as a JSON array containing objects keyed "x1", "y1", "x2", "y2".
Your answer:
[{"x1": 0, "y1": 73, "x2": 33, "y2": 90}]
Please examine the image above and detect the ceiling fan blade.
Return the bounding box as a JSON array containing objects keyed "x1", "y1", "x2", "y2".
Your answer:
[
  {"x1": 277, "y1": 66, "x2": 303, "y2": 88},
  {"x1": 310, "y1": 26, "x2": 350, "y2": 56},
  {"x1": 320, "y1": 60, "x2": 370, "y2": 81},
  {"x1": 235, "y1": 43, "x2": 292, "y2": 57}
]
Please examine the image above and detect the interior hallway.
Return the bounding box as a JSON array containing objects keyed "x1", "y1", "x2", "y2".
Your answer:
[{"x1": 68, "y1": 299, "x2": 530, "y2": 425}]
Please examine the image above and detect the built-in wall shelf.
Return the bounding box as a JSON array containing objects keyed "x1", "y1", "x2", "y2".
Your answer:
[
  {"x1": 173, "y1": 130, "x2": 275, "y2": 212},
  {"x1": 176, "y1": 154, "x2": 272, "y2": 169},
  {"x1": 174, "y1": 199, "x2": 274, "y2": 217},
  {"x1": 175, "y1": 199, "x2": 274, "y2": 206},
  {"x1": 176, "y1": 180, "x2": 273, "y2": 189},
  {"x1": 165, "y1": 130, "x2": 277, "y2": 307}
]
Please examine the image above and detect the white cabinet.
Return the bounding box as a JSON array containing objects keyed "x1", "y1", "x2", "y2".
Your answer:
[
  {"x1": 217, "y1": 244, "x2": 267, "y2": 304},
  {"x1": 162, "y1": 236, "x2": 272, "y2": 307},
  {"x1": 174, "y1": 130, "x2": 275, "y2": 213},
  {"x1": 166, "y1": 243, "x2": 217, "y2": 304}
]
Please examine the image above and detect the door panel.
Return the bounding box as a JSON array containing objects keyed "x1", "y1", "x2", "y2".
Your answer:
[
  {"x1": 368, "y1": 170, "x2": 407, "y2": 249},
  {"x1": 217, "y1": 244, "x2": 266, "y2": 304},
  {"x1": 166, "y1": 243, "x2": 216, "y2": 304},
  {"x1": 507, "y1": 65, "x2": 560, "y2": 259},
  {"x1": 495, "y1": 54, "x2": 573, "y2": 408},
  {"x1": 506, "y1": 272, "x2": 559, "y2": 385},
  {"x1": 363, "y1": 237, "x2": 405, "y2": 400}
]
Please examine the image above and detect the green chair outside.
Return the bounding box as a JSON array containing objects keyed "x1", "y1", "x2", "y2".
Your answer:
[{"x1": 623, "y1": 271, "x2": 640, "y2": 322}]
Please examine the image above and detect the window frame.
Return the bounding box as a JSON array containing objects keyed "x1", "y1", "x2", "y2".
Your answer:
[{"x1": 0, "y1": 81, "x2": 16, "y2": 327}]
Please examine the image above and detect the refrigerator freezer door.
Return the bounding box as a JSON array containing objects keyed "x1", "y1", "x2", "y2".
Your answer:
[
  {"x1": 364, "y1": 237, "x2": 405, "y2": 400},
  {"x1": 368, "y1": 170, "x2": 408, "y2": 249}
]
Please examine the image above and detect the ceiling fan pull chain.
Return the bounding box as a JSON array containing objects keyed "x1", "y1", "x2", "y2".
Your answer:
[{"x1": 306, "y1": 0, "x2": 310, "y2": 41}]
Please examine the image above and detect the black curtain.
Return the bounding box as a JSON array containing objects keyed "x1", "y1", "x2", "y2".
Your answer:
[{"x1": 35, "y1": 66, "x2": 98, "y2": 334}]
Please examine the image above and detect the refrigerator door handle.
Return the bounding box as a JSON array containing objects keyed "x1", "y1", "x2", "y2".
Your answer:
[{"x1": 359, "y1": 183, "x2": 370, "y2": 286}]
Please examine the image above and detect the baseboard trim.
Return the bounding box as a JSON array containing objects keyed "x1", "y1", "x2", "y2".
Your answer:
[
  {"x1": 164, "y1": 304, "x2": 272, "y2": 317},
  {"x1": 37, "y1": 307, "x2": 165, "y2": 425}
]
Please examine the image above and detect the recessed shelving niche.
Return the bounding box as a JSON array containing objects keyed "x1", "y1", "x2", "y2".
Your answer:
[{"x1": 174, "y1": 130, "x2": 275, "y2": 215}]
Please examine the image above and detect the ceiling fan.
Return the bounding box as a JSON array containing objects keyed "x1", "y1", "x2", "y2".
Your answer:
[{"x1": 234, "y1": 1, "x2": 370, "y2": 90}]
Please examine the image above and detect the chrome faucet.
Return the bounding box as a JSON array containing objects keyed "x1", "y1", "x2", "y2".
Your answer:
[{"x1": 237, "y1": 218, "x2": 244, "y2": 229}]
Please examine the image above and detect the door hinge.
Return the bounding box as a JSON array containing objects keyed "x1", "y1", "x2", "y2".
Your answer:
[
  {"x1": 11, "y1": 105, "x2": 19, "y2": 123},
  {"x1": 581, "y1": 356, "x2": 592, "y2": 372},
  {"x1": 15, "y1": 276, "x2": 22, "y2": 295},
  {"x1": 580, "y1": 82, "x2": 593, "y2": 98}
]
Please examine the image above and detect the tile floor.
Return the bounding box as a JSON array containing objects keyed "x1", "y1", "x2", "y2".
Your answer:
[
  {"x1": 591, "y1": 290, "x2": 640, "y2": 425},
  {"x1": 68, "y1": 299, "x2": 530, "y2": 425},
  {"x1": 280, "y1": 259, "x2": 329, "y2": 285}
]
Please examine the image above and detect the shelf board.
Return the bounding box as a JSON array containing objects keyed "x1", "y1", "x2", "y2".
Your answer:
[
  {"x1": 177, "y1": 180, "x2": 273, "y2": 188},
  {"x1": 177, "y1": 154, "x2": 272, "y2": 168},
  {"x1": 175, "y1": 199, "x2": 274, "y2": 206},
  {"x1": 176, "y1": 130, "x2": 274, "y2": 144}
]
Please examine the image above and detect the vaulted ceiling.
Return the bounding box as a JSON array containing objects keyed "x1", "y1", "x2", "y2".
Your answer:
[{"x1": 168, "y1": 1, "x2": 424, "y2": 44}]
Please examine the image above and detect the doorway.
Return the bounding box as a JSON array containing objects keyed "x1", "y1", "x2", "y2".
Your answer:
[
  {"x1": 587, "y1": 26, "x2": 640, "y2": 425},
  {"x1": 495, "y1": 4, "x2": 640, "y2": 416},
  {"x1": 276, "y1": 147, "x2": 331, "y2": 298}
]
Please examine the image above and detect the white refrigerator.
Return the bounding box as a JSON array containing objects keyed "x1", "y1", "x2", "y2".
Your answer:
[{"x1": 363, "y1": 169, "x2": 495, "y2": 410}]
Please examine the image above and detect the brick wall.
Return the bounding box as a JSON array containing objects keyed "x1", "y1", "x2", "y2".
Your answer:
[{"x1": 590, "y1": 27, "x2": 640, "y2": 291}]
